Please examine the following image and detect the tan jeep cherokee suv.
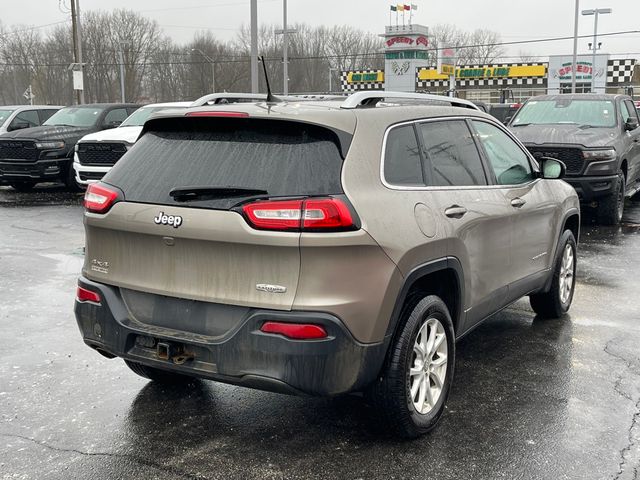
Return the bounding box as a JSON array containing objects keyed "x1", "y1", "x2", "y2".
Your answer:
[{"x1": 74, "y1": 92, "x2": 580, "y2": 438}]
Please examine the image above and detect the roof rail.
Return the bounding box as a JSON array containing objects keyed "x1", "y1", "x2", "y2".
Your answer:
[
  {"x1": 190, "y1": 93, "x2": 268, "y2": 107},
  {"x1": 340, "y1": 91, "x2": 480, "y2": 110}
]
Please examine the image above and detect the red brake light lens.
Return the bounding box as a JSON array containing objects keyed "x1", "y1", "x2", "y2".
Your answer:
[
  {"x1": 260, "y1": 321, "x2": 328, "y2": 340},
  {"x1": 77, "y1": 286, "x2": 101, "y2": 304},
  {"x1": 242, "y1": 198, "x2": 355, "y2": 232},
  {"x1": 186, "y1": 111, "x2": 249, "y2": 117},
  {"x1": 84, "y1": 183, "x2": 119, "y2": 214}
]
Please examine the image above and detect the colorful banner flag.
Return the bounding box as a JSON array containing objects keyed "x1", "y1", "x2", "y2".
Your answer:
[
  {"x1": 390, "y1": 5, "x2": 397, "y2": 11},
  {"x1": 404, "y1": 4, "x2": 411, "y2": 10},
  {"x1": 397, "y1": 4, "x2": 404, "y2": 11},
  {"x1": 411, "y1": 4, "x2": 418, "y2": 9}
]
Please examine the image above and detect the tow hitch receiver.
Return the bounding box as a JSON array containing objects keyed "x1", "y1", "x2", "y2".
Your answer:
[{"x1": 156, "y1": 341, "x2": 195, "y2": 364}]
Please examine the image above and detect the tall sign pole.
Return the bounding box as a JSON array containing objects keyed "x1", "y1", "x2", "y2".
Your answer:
[
  {"x1": 76, "y1": 0, "x2": 85, "y2": 104},
  {"x1": 283, "y1": 0, "x2": 289, "y2": 95},
  {"x1": 250, "y1": 0, "x2": 259, "y2": 93},
  {"x1": 571, "y1": 0, "x2": 579, "y2": 94}
]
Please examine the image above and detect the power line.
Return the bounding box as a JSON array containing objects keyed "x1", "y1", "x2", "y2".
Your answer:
[{"x1": 0, "y1": 21, "x2": 70, "y2": 39}]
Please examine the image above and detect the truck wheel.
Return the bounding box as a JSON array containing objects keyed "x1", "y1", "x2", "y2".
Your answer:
[
  {"x1": 64, "y1": 164, "x2": 84, "y2": 192},
  {"x1": 530, "y1": 230, "x2": 577, "y2": 319},
  {"x1": 596, "y1": 173, "x2": 625, "y2": 225},
  {"x1": 368, "y1": 295, "x2": 455, "y2": 438},
  {"x1": 124, "y1": 360, "x2": 192, "y2": 384},
  {"x1": 10, "y1": 182, "x2": 36, "y2": 192}
]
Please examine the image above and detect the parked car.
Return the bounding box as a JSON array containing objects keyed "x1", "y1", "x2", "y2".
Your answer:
[
  {"x1": 0, "y1": 103, "x2": 140, "y2": 191},
  {"x1": 74, "y1": 92, "x2": 579, "y2": 438},
  {"x1": 509, "y1": 94, "x2": 640, "y2": 224},
  {"x1": 0, "y1": 105, "x2": 63, "y2": 134},
  {"x1": 488, "y1": 103, "x2": 522, "y2": 124},
  {"x1": 74, "y1": 102, "x2": 192, "y2": 185}
]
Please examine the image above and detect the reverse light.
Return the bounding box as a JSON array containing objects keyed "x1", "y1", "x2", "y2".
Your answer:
[
  {"x1": 77, "y1": 286, "x2": 101, "y2": 304},
  {"x1": 84, "y1": 183, "x2": 120, "y2": 214},
  {"x1": 260, "y1": 321, "x2": 328, "y2": 340},
  {"x1": 185, "y1": 111, "x2": 249, "y2": 118},
  {"x1": 583, "y1": 149, "x2": 616, "y2": 160},
  {"x1": 35, "y1": 141, "x2": 65, "y2": 149},
  {"x1": 242, "y1": 198, "x2": 356, "y2": 232}
]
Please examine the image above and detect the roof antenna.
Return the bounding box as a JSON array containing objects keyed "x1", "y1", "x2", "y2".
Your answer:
[{"x1": 260, "y1": 56, "x2": 280, "y2": 103}]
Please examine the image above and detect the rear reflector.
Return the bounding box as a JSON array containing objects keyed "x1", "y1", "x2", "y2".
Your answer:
[
  {"x1": 185, "y1": 111, "x2": 249, "y2": 117},
  {"x1": 260, "y1": 321, "x2": 328, "y2": 340},
  {"x1": 242, "y1": 198, "x2": 355, "y2": 232},
  {"x1": 77, "y1": 286, "x2": 101, "y2": 304},
  {"x1": 84, "y1": 183, "x2": 119, "y2": 214}
]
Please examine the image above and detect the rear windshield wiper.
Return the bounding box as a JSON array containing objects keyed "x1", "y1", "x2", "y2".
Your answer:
[
  {"x1": 169, "y1": 186, "x2": 269, "y2": 201},
  {"x1": 510, "y1": 122, "x2": 531, "y2": 127}
]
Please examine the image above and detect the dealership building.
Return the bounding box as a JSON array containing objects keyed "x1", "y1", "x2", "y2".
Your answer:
[{"x1": 340, "y1": 24, "x2": 639, "y2": 102}]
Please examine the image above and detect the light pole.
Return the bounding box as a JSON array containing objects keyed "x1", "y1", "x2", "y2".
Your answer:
[
  {"x1": 582, "y1": 7, "x2": 612, "y2": 93},
  {"x1": 250, "y1": 0, "x2": 258, "y2": 93},
  {"x1": 192, "y1": 48, "x2": 216, "y2": 93},
  {"x1": 571, "y1": 0, "x2": 580, "y2": 94},
  {"x1": 275, "y1": 0, "x2": 297, "y2": 95}
]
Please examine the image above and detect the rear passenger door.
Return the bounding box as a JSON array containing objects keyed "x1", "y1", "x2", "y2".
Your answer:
[
  {"x1": 471, "y1": 119, "x2": 557, "y2": 296},
  {"x1": 415, "y1": 119, "x2": 515, "y2": 328},
  {"x1": 621, "y1": 100, "x2": 640, "y2": 187}
]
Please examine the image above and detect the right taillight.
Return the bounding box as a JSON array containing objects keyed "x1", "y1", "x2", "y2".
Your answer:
[
  {"x1": 242, "y1": 197, "x2": 356, "y2": 232},
  {"x1": 84, "y1": 183, "x2": 120, "y2": 214}
]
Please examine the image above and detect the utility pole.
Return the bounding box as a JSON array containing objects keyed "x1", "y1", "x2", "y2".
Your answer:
[
  {"x1": 118, "y1": 47, "x2": 126, "y2": 103},
  {"x1": 69, "y1": 0, "x2": 85, "y2": 104},
  {"x1": 76, "y1": 0, "x2": 85, "y2": 104},
  {"x1": 192, "y1": 49, "x2": 216, "y2": 93},
  {"x1": 275, "y1": 0, "x2": 297, "y2": 95},
  {"x1": 571, "y1": 0, "x2": 579, "y2": 94},
  {"x1": 250, "y1": 0, "x2": 258, "y2": 93}
]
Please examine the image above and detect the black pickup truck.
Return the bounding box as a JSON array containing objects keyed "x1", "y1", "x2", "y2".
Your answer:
[
  {"x1": 0, "y1": 103, "x2": 140, "y2": 191},
  {"x1": 509, "y1": 94, "x2": 640, "y2": 224}
]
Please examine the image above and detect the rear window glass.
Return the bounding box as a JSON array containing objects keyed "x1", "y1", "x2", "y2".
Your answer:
[{"x1": 104, "y1": 118, "x2": 347, "y2": 210}]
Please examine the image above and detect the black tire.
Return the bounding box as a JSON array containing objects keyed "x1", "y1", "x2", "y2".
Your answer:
[
  {"x1": 64, "y1": 163, "x2": 84, "y2": 192},
  {"x1": 367, "y1": 295, "x2": 455, "y2": 438},
  {"x1": 530, "y1": 230, "x2": 577, "y2": 319},
  {"x1": 124, "y1": 360, "x2": 193, "y2": 384},
  {"x1": 10, "y1": 182, "x2": 36, "y2": 192},
  {"x1": 596, "y1": 173, "x2": 625, "y2": 225}
]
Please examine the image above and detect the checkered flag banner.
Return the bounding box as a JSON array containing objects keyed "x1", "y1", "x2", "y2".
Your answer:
[{"x1": 607, "y1": 59, "x2": 636, "y2": 84}]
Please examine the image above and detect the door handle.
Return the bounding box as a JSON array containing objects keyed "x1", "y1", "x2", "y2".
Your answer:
[
  {"x1": 511, "y1": 197, "x2": 526, "y2": 208},
  {"x1": 444, "y1": 205, "x2": 468, "y2": 218}
]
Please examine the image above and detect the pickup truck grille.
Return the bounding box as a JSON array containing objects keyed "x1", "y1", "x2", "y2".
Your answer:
[
  {"x1": 525, "y1": 147, "x2": 584, "y2": 175},
  {"x1": 77, "y1": 142, "x2": 127, "y2": 166},
  {"x1": 0, "y1": 140, "x2": 38, "y2": 162}
]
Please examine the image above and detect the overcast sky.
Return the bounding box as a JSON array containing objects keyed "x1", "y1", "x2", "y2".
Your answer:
[{"x1": 2, "y1": 0, "x2": 640, "y2": 61}]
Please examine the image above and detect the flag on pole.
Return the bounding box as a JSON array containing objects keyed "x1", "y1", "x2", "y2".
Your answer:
[
  {"x1": 411, "y1": 4, "x2": 418, "y2": 9},
  {"x1": 390, "y1": 5, "x2": 397, "y2": 11},
  {"x1": 404, "y1": 4, "x2": 411, "y2": 10},
  {"x1": 397, "y1": 4, "x2": 403, "y2": 11}
]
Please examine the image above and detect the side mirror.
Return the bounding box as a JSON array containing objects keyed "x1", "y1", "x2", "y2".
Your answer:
[
  {"x1": 625, "y1": 118, "x2": 639, "y2": 131},
  {"x1": 8, "y1": 122, "x2": 30, "y2": 132},
  {"x1": 540, "y1": 158, "x2": 566, "y2": 180}
]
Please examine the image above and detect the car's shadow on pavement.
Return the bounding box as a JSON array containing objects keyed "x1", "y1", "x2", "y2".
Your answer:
[
  {"x1": 0, "y1": 184, "x2": 83, "y2": 207},
  {"x1": 121, "y1": 309, "x2": 574, "y2": 474}
]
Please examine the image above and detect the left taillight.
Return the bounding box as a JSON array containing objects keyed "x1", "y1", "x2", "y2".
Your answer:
[
  {"x1": 242, "y1": 197, "x2": 357, "y2": 232},
  {"x1": 84, "y1": 183, "x2": 120, "y2": 214},
  {"x1": 77, "y1": 286, "x2": 101, "y2": 304}
]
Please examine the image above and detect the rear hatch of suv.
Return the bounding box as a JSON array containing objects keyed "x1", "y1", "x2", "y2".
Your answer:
[{"x1": 82, "y1": 114, "x2": 352, "y2": 313}]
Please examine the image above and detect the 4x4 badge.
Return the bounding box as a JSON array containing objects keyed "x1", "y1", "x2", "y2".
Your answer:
[
  {"x1": 154, "y1": 212, "x2": 183, "y2": 228},
  {"x1": 256, "y1": 284, "x2": 287, "y2": 294}
]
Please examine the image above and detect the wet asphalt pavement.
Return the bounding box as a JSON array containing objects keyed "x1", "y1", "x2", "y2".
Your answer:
[{"x1": 1, "y1": 184, "x2": 639, "y2": 480}]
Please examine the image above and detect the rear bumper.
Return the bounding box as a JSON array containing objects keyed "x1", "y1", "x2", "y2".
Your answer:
[
  {"x1": 564, "y1": 174, "x2": 619, "y2": 202},
  {"x1": 0, "y1": 158, "x2": 69, "y2": 181},
  {"x1": 74, "y1": 276, "x2": 386, "y2": 396}
]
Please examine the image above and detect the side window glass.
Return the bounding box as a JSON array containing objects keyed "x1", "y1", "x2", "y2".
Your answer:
[
  {"x1": 620, "y1": 101, "x2": 631, "y2": 123},
  {"x1": 10, "y1": 110, "x2": 39, "y2": 129},
  {"x1": 384, "y1": 125, "x2": 424, "y2": 186},
  {"x1": 419, "y1": 120, "x2": 487, "y2": 186},
  {"x1": 103, "y1": 108, "x2": 128, "y2": 126},
  {"x1": 624, "y1": 101, "x2": 639, "y2": 122},
  {"x1": 38, "y1": 109, "x2": 57, "y2": 124},
  {"x1": 472, "y1": 121, "x2": 534, "y2": 186}
]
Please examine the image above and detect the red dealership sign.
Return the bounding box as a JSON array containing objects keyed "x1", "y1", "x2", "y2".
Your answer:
[{"x1": 386, "y1": 36, "x2": 414, "y2": 47}]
